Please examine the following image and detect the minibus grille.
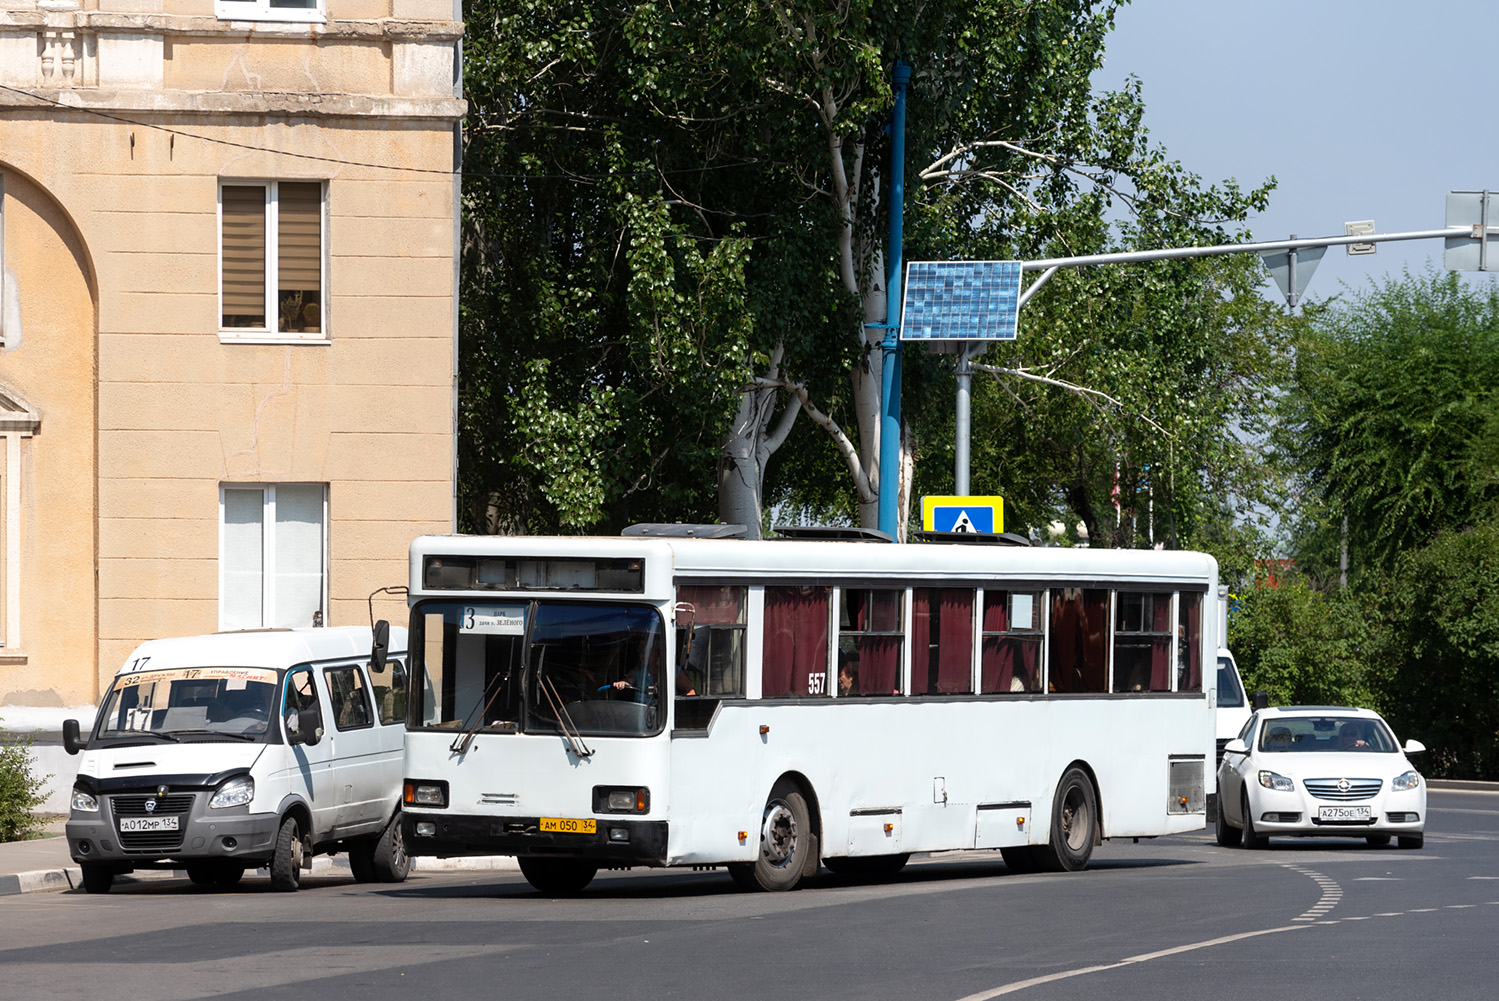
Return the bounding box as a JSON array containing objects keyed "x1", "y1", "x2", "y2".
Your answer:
[
  {"x1": 119, "y1": 829, "x2": 186, "y2": 852},
  {"x1": 111, "y1": 794, "x2": 195, "y2": 816},
  {"x1": 1304, "y1": 778, "x2": 1381, "y2": 801}
]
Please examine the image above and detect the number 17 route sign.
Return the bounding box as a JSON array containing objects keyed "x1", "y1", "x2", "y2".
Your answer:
[{"x1": 921, "y1": 495, "x2": 1004, "y2": 534}]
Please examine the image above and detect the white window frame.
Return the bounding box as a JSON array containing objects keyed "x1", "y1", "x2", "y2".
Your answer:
[
  {"x1": 217, "y1": 179, "x2": 329, "y2": 343},
  {"x1": 214, "y1": 0, "x2": 327, "y2": 25},
  {"x1": 218, "y1": 484, "x2": 329, "y2": 631}
]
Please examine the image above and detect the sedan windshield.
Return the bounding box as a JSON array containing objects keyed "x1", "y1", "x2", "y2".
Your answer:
[
  {"x1": 1258, "y1": 715, "x2": 1397, "y2": 753},
  {"x1": 413, "y1": 600, "x2": 666, "y2": 737},
  {"x1": 97, "y1": 667, "x2": 279, "y2": 742}
]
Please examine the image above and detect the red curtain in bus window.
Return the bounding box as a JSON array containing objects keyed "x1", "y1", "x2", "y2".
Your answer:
[
  {"x1": 937, "y1": 591, "x2": 973, "y2": 692},
  {"x1": 980, "y1": 592, "x2": 1011, "y2": 693},
  {"x1": 1050, "y1": 589, "x2": 1107, "y2": 693},
  {"x1": 912, "y1": 590, "x2": 935, "y2": 693},
  {"x1": 1179, "y1": 592, "x2": 1203, "y2": 691},
  {"x1": 763, "y1": 587, "x2": 829, "y2": 697},
  {"x1": 1148, "y1": 594, "x2": 1172, "y2": 692},
  {"x1": 855, "y1": 636, "x2": 901, "y2": 694},
  {"x1": 676, "y1": 585, "x2": 742, "y2": 625}
]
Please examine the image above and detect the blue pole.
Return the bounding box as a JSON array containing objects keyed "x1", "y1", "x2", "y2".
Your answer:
[{"x1": 877, "y1": 60, "x2": 910, "y2": 541}]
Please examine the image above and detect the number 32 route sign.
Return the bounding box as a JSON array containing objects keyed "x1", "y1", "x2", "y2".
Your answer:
[{"x1": 921, "y1": 495, "x2": 1004, "y2": 534}]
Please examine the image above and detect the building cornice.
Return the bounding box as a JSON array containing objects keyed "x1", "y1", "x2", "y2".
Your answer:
[
  {"x1": 1, "y1": 86, "x2": 466, "y2": 121},
  {"x1": 0, "y1": 13, "x2": 464, "y2": 43}
]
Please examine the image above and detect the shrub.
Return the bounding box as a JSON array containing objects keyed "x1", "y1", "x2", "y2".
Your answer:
[{"x1": 0, "y1": 722, "x2": 48, "y2": 842}]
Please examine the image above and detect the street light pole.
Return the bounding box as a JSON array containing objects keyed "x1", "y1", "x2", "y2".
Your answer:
[{"x1": 876, "y1": 61, "x2": 910, "y2": 541}]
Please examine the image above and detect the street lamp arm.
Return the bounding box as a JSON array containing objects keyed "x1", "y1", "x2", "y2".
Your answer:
[{"x1": 1021, "y1": 228, "x2": 1465, "y2": 272}]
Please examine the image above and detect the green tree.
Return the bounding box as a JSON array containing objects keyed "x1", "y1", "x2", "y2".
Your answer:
[
  {"x1": 1228, "y1": 573, "x2": 1385, "y2": 711},
  {"x1": 1277, "y1": 270, "x2": 1499, "y2": 583},
  {"x1": 458, "y1": 0, "x2": 1281, "y2": 541},
  {"x1": 1383, "y1": 520, "x2": 1499, "y2": 778}
]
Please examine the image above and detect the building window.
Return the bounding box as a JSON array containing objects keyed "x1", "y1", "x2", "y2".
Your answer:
[
  {"x1": 220, "y1": 181, "x2": 325, "y2": 337},
  {"x1": 214, "y1": 0, "x2": 325, "y2": 25},
  {"x1": 220, "y1": 484, "x2": 327, "y2": 630}
]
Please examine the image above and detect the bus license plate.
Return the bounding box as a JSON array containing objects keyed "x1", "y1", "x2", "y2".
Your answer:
[
  {"x1": 119, "y1": 816, "x2": 179, "y2": 832},
  {"x1": 540, "y1": 817, "x2": 596, "y2": 835},
  {"x1": 1318, "y1": 805, "x2": 1371, "y2": 822}
]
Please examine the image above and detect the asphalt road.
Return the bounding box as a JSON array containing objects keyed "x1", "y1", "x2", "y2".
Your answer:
[{"x1": 3, "y1": 788, "x2": 1496, "y2": 1001}]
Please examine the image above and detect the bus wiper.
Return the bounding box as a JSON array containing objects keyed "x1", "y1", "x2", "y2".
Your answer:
[
  {"x1": 451, "y1": 672, "x2": 512, "y2": 755},
  {"x1": 170, "y1": 729, "x2": 257, "y2": 741},
  {"x1": 538, "y1": 676, "x2": 593, "y2": 759}
]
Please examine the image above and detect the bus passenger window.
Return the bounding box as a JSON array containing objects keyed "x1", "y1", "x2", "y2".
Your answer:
[
  {"x1": 675, "y1": 585, "x2": 747, "y2": 698},
  {"x1": 981, "y1": 591, "x2": 1042, "y2": 694},
  {"x1": 1178, "y1": 591, "x2": 1203, "y2": 691},
  {"x1": 1048, "y1": 588, "x2": 1108, "y2": 693},
  {"x1": 913, "y1": 589, "x2": 974, "y2": 695},
  {"x1": 1112, "y1": 592, "x2": 1172, "y2": 693},
  {"x1": 762, "y1": 586, "x2": 830, "y2": 698},
  {"x1": 838, "y1": 589, "x2": 904, "y2": 696}
]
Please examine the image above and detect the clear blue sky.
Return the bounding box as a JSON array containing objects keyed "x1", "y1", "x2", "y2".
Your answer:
[{"x1": 1091, "y1": 0, "x2": 1499, "y2": 304}]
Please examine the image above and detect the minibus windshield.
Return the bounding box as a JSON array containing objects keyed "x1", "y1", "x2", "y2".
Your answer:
[
  {"x1": 413, "y1": 600, "x2": 666, "y2": 737},
  {"x1": 96, "y1": 667, "x2": 280, "y2": 743}
]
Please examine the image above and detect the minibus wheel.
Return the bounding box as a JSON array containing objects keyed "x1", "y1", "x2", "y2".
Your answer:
[
  {"x1": 80, "y1": 862, "x2": 114, "y2": 894},
  {"x1": 372, "y1": 812, "x2": 411, "y2": 882},
  {"x1": 270, "y1": 815, "x2": 304, "y2": 891}
]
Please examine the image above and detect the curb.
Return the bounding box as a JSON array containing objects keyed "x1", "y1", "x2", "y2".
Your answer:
[
  {"x1": 1427, "y1": 778, "x2": 1499, "y2": 792},
  {"x1": 0, "y1": 854, "x2": 519, "y2": 895}
]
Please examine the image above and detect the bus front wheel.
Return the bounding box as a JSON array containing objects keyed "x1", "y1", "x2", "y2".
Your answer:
[
  {"x1": 730, "y1": 781, "x2": 817, "y2": 892},
  {"x1": 1036, "y1": 768, "x2": 1097, "y2": 872}
]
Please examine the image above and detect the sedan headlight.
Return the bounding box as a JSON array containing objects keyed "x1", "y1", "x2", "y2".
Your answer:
[
  {"x1": 209, "y1": 775, "x2": 255, "y2": 809},
  {"x1": 71, "y1": 788, "x2": 99, "y2": 813},
  {"x1": 1258, "y1": 770, "x2": 1295, "y2": 792},
  {"x1": 1392, "y1": 770, "x2": 1422, "y2": 791}
]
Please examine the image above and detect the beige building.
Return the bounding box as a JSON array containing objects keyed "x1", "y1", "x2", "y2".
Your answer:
[{"x1": 0, "y1": 0, "x2": 462, "y2": 707}]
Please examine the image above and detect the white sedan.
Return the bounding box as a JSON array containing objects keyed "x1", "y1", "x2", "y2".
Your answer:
[{"x1": 1216, "y1": 705, "x2": 1426, "y2": 849}]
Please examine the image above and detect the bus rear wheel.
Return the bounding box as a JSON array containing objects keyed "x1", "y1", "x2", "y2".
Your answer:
[
  {"x1": 518, "y1": 857, "x2": 597, "y2": 895},
  {"x1": 731, "y1": 781, "x2": 817, "y2": 892},
  {"x1": 1035, "y1": 768, "x2": 1097, "y2": 872}
]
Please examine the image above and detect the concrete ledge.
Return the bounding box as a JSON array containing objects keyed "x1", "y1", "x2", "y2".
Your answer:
[
  {"x1": 1428, "y1": 778, "x2": 1499, "y2": 792},
  {"x1": 0, "y1": 855, "x2": 518, "y2": 894},
  {"x1": 0, "y1": 867, "x2": 80, "y2": 896}
]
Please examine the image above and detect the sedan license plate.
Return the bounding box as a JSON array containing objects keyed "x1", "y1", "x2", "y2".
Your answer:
[
  {"x1": 540, "y1": 817, "x2": 596, "y2": 835},
  {"x1": 1318, "y1": 805, "x2": 1371, "y2": 822},
  {"x1": 119, "y1": 816, "x2": 179, "y2": 833}
]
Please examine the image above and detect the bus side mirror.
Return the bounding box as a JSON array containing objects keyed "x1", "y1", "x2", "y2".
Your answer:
[
  {"x1": 63, "y1": 718, "x2": 83, "y2": 755},
  {"x1": 1252, "y1": 691, "x2": 1269, "y2": 711},
  {"x1": 371, "y1": 619, "x2": 389, "y2": 673}
]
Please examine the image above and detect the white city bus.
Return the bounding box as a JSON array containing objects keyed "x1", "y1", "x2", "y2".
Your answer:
[{"x1": 400, "y1": 529, "x2": 1220, "y2": 893}]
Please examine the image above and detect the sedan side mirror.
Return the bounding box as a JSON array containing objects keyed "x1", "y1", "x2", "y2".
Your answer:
[
  {"x1": 62, "y1": 718, "x2": 83, "y2": 756},
  {"x1": 1223, "y1": 738, "x2": 1248, "y2": 756},
  {"x1": 1403, "y1": 738, "x2": 1426, "y2": 755}
]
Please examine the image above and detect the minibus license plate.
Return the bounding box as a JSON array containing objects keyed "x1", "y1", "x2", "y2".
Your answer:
[
  {"x1": 119, "y1": 817, "x2": 179, "y2": 832},
  {"x1": 540, "y1": 817, "x2": 596, "y2": 834},
  {"x1": 1317, "y1": 805, "x2": 1371, "y2": 822}
]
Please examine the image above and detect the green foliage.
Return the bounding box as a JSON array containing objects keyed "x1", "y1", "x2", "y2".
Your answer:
[
  {"x1": 458, "y1": 0, "x2": 1286, "y2": 546},
  {"x1": 1278, "y1": 269, "x2": 1499, "y2": 582},
  {"x1": 1228, "y1": 573, "x2": 1385, "y2": 711},
  {"x1": 1383, "y1": 519, "x2": 1499, "y2": 779},
  {"x1": 0, "y1": 724, "x2": 47, "y2": 842}
]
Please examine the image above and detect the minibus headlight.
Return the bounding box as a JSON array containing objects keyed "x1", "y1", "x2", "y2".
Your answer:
[
  {"x1": 1258, "y1": 770, "x2": 1295, "y2": 792},
  {"x1": 1392, "y1": 770, "x2": 1421, "y2": 791},
  {"x1": 210, "y1": 776, "x2": 255, "y2": 809},
  {"x1": 404, "y1": 781, "x2": 448, "y2": 808},
  {"x1": 71, "y1": 788, "x2": 99, "y2": 813}
]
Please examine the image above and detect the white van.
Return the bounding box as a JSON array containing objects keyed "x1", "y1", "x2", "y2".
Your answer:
[
  {"x1": 1216, "y1": 647, "x2": 1252, "y2": 761},
  {"x1": 62, "y1": 625, "x2": 410, "y2": 893}
]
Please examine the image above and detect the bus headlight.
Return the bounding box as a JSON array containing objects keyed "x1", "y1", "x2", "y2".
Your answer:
[
  {"x1": 1392, "y1": 770, "x2": 1421, "y2": 791},
  {"x1": 404, "y1": 780, "x2": 448, "y2": 808},
  {"x1": 594, "y1": 786, "x2": 650, "y2": 814},
  {"x1": 210, "y1": 776, "x2": 255, "y2": 809},
  {"x1": 1258, "y1": 770, "x2": 1295, "y2": 792},
  {"x1": 71, "y1": 788, "x2": 99, "y2": 813}
]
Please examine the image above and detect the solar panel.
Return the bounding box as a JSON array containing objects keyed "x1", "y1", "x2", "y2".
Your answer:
[{"x1": 899, "y1": 260, "x2": 1022, "y2": 341}]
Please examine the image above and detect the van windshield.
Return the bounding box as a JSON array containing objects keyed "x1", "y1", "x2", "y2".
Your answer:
[
  {"x1": 96, "y1": 667, "x2": 280, "y2": 743},
  {"x1": 412, "y1": 600, "x2": 666, "y2": 737},
  {"x1": 1217, "y1": 657, "x2": 1245, "y2": 708}
]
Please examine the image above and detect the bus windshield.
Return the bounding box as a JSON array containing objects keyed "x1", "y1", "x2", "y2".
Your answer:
[
  {"x1": 413, "y1": 600, "x2": 666, "y2": 737},
  {"x1": 96, "y1": 667, "x2": 280, "y2": 743}
]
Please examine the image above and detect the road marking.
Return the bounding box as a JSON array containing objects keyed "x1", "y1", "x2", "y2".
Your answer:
[
  {"x1": 952, "y1": 925, "x2": 1310, "y2": 1000},
  {"x1": 1353, "y1": 877, "x2": 1402, "y2": 881},
  {"x1": 1284, "y1": 865, "x2": 1342, "y2": 921},
  {"x1": 1467, "y1": 876, "x2": 1499, "y2": 880}
]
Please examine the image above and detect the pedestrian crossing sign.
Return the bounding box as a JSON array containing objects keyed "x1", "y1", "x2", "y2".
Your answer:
[{"x1": 921, "y1": 495, "x2": 1004, "y2": 534}]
